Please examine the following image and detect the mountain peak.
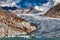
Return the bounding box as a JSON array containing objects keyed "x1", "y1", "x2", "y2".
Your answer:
[{"x1": 43, "y1": 3, "x2": 60, "y2": 18}]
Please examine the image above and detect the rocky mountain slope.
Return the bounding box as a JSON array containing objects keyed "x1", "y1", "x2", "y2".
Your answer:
[
  {"x1": 43, "y1": 3, "x2": 60, "y2": 18},
  {"x1": 0, "y1": 9, "x2": 36, "y2": 37}
]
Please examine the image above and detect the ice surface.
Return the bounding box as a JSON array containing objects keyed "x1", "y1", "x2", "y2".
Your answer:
[
  {"x1": 17, "y1": 14, "x2": 60, "y2": 38},
  {"x1": 0, "y1": 0, "x2": 60, "y2": 38}
]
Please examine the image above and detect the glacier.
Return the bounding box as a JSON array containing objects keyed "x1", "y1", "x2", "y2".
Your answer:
[{"x1": 0, "y1": 0, "x2": 60, "y2": 38}]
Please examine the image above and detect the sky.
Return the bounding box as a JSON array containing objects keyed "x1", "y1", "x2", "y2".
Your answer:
[
  {"x1": 16, "y1": 0, "x2": 48, "y2": 8},
  {"x1": 0, "y1": 0, "x2": 55, "y2": 8}
]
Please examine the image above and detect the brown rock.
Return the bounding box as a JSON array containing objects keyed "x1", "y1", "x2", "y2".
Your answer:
[
  {"x1": 0, "y1": 9, "x2": 36, "y2": 37},
  {"x1": 43, "y1": 3, "x2": 60, "y2": 18}
]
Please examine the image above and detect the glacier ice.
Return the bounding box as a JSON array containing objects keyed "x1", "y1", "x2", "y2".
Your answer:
[
  {"x1": 0, "y1": 0, "x2": 60, "y2": 38},
  {"x1": 19, "y1": 14, "x2": 60, "y2": 38}
]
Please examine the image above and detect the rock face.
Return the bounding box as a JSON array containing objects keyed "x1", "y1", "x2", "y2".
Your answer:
[
  {"x1": 43, "y1": 3, "x2": 60, "y2": 18},
  {"x1": 0, "y1": 9, "x2": 36, "y2": 37}
]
